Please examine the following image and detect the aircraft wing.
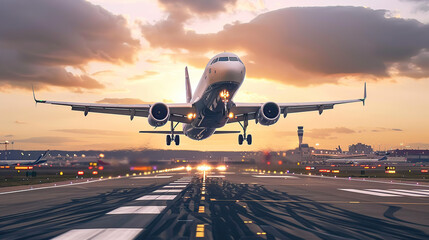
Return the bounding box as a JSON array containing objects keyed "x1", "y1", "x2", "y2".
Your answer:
[
  {"x1": 33, "y1": 88, "x2": 194, "y2": 123},
  {"x1": 229, "y1": 83, "x2": 366, "y2": 123}
]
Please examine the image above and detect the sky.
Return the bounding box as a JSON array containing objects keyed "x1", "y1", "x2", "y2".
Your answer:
[{"x1": 1, "y1": 0, "x2": 429, "y2": 151}]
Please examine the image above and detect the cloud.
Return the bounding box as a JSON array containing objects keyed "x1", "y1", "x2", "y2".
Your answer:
[
  {"x1": 3, "y1": 135, "x2": 14, "y2": 138},
  {"x1": 17, "y1": 136, "x2": 77, "y2": 144},
  {"x1": 371, "y1": 127, "x2": 403, "y2": 132},
  {"x1": 96, "y1": 98, "x2": 149, "y2": 104},
  {"x1": 158, "y1": 0, "x2": 237, "y2": 16},
  {"x1": 141, "y1": 6, "x2": 429, "y2": 86},
  {"x1": 14, "y1": 120, "x2": 27, "y2": 124},
  {"x1": 306, "y1": 127, "x2": 356, "y2": 139},
  {"x1": 91, "y1": 70, "x2": 114, "y2": 76},
  {"x1": 127, "y1": 71, "x2": 159, "y2": 81},
  {"x1": 53, "y1": 129, "x2": 124, "y2": 136},
  {"x1": 0, "y1": 0, "x2": 139, "y2": 91},
  {"x1": 402, "y1": 0, "x2": 429, "y2": 12}
]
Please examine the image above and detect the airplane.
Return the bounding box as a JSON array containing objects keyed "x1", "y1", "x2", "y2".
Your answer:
[
  {"x1": 325, "y1": 155, "x2": 405, "y2": 164},
  {"x1": 33, "y1": 52, "x2": 366, "y2": 146},
  {"x1": 0, "y1": 150, "x2": 50, "y2": 166},
  {"x1": 325, "y1": 156, "x2": 386, "y2": 164}
]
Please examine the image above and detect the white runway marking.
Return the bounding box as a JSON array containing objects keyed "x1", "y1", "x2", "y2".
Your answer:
[
  {"x1": 206, "y1": 175, "x2": 225, "y2": 178},
  {"x1": 52, "y1": 228, "x2": 142, "y2": 240},
  {"x1": 339, "y1": 189, "x2": 401, "y2": 197},
  {"x1": 367, "y1": 189, "x2": 429, "y2": 197},
  {"x1": 132, "y1": 176, "x2": 172, "y2": 179},
  {"x1": 0, "y1": 179, "x2": 106, "y2": 195},
  {"x1": 153, "y1": 189, "x2": 182, "y2": 193},
  {"x1": 339, "y1": 188, "x2": 429, "y2": 197},
  {"x1": 162, "y1": 185, "x2": 187, "y2": 188},
  {"x1": 169, "y1": 182, "x2": 189, "y2": 185},
  {"x1": 301, "y1": 174, "x2": 429, "y2": 187},
  {"x1": 252, "y1": 175, "x2": 298, "y2": 179},
  {"x1": 392, "y1": 189, "x2": 429, "y2": 196},
  {"x1": 107, "y1": 206, "x2": 166, "y2": 214},
  {"x1": 136, "y1": 195, "x2": 177, "y2": 200}
]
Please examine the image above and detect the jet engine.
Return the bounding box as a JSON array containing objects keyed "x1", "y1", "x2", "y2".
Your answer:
[
  {"x1": 256, "y1": 102, "x2": 280, "y2": 126},
  {"x1": 148, "y1": 103, "x2": 170, "y2": 127}
]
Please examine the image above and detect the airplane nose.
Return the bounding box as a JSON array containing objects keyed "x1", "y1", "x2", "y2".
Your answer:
[{"x1": 217, "y1": 63, "x2": 244, "y2": 83}]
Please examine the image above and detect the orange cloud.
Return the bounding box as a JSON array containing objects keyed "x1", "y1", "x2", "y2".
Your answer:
[
  {"x1": 127, "y1": 71, "x2": 159, "y2": 81},
  {"x1": 141, "y1": 6, "x2": 429, "y2": 86},
  {"x1": 0, "y1": 0, "x2": 139, "y2": 91},
  {"x1": 159, "y1": 0, "x2": 237, "y2": 16}
]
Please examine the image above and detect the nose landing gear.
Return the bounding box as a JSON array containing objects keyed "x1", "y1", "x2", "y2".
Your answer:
[{"x1": 238, "y1": 114, "x2": 252, "y2": 145}]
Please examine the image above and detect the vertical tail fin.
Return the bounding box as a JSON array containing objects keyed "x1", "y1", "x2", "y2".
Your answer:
[
  {"x1": 185, "y1": 66, "x2": 192, "y2": 103},
  {"x1": 35, "y1": 150, "x2": 49, "y2": 164}
]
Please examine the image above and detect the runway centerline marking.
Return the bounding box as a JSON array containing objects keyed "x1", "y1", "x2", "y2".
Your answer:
[
  {"x1": 107, "y1": 206, "x2": 166, "y2": 214},
  {"x1": 153, "y1": 189, "x2": 182, "y2": 193},
  {"x1": 52, "y1": 228, "x2": 142, "y2": 240},
  {"x1": 136, "y1": 195, "x2": 177, "y2": 200},
  {"x1": 162, "y1": 185, "x2": 187, "y2": 188}
]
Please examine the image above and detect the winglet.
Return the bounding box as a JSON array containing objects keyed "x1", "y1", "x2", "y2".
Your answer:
[
  {"x1": 362, "y1": 82, "x2": 367, "y2": 106},
  {"x1": 185, "y1": 66, "x2": 192, "y2": 103},
  {"x1": 32, "y1": 85, "x2": 37, "y2": 102},
  {"x1": 32, "y1": 85, "x2": 46, "y2": 104}
]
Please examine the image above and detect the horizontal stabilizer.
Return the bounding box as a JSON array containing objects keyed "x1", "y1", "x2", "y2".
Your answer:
[
  {"x1": 213, "y1": 131, "x2": 241, "y2": 134},
  {"x1": 139, "y1": 130, "x2": 240, "y2": 135},
  {"x1": 140, "y1": 131, "x2": 184, "y2": 135}
]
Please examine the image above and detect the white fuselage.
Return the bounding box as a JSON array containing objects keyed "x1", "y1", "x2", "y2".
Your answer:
[{"x1": 183, "y1": 52, "x2": 246, "y2": 140}]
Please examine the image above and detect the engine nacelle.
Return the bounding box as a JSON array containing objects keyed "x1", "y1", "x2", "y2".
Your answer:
[
  {"x1": 256, "y1": 102, "x2": 280, "y2": 126},
  {"x1": 148, "y1": 102, "x2": 170, "y2": 127}
]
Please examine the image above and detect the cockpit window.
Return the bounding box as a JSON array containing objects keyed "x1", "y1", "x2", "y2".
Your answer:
[
  {"x1": 238, "y1": 58, "x2": 243, "y2": 64},
  {"x1": 211, "y1": 58, "x2": 218, "y2": 64},
  {"x1": 219, "y1": 57, "x2": 229, "y2": 61},
  {"x1": 229, "y1": 57, "x2": 238, "y2": 61}
]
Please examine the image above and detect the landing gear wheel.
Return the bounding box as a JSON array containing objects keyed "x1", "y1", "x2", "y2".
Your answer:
[
  {"x1": 247, "y1": 134, "x2": 252, "y2": 145},
  {"x1": 238, "y1": 134, "x2": 244, "y2": 145},
  {"x1": 166, "y1": 135, "x2": 171, "y2": 146},
  {"x1": 174, "y1": 135, "x2": 180, "y2": 146}
]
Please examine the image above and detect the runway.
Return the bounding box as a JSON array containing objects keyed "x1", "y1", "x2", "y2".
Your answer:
[{"x1": 0, "y1": 171, "x2": 428, "y2": 239}]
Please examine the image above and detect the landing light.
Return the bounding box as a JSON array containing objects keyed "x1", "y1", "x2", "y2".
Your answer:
[
  {"x1": 216, "y1": 165, "x2": 227, "y2": 171},
  {"x1": 197, "y1": 164, "x2": 212, "y2": 171},
  {"x1": 187, "y1": 113, "x2": 197, "y2": 120},
  {"x1": 186, "y1": 166, "x2": 192, "y2": 171},
  {"x1": 220, "y1": 89, "x2": 230, "y2": 102},
  {"x1": 228, "y1": 112, "x2": 234, "y2": 119}
]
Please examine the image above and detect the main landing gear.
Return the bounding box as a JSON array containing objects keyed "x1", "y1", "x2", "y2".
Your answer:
[
  {"x1": 166, "y1": 121, "x2": 180, "y2": 146},
  {"x1": 238, "y1": 114, "x2": 252, "y2": 145}
]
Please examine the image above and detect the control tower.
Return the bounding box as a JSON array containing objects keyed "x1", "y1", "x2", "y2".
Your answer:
[{"x1": 297, "y1": 126, "x2": 304, "y2": 149}]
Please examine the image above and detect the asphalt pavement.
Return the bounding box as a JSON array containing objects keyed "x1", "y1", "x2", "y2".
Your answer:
[{"x1": 0, "y1": 171, "x2": 428, "y2": 240}]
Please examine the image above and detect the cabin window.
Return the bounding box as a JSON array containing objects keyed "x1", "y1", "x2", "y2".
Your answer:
[
  {"x1": 219, "y1": 57, "x2": 228, "y2": 61},
  {"x1": 209, "y1": 68, "x2": 211, "y2": 73},
  {"x1": 229, "y1": 57, "x2": 238, "y2": 61},
  {"x1": 211, "y1": 58, "x2": 218, "y2": 64}
]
